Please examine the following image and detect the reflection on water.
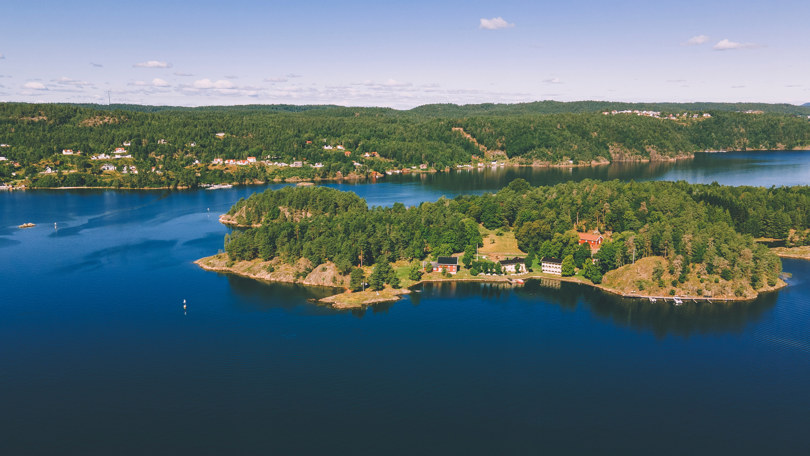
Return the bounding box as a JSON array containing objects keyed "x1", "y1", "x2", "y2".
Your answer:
[
  {"x1": 226, "y1": 274, "x2": 344, "y2": 315},
  {"x1": 419, "y1": 279, "x2": 779, "y2": 338}
]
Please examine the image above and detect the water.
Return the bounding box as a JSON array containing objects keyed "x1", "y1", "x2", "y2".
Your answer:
[
  {"x1": 321, "y1": 150, "x2": 810, "y2": 206},
  {"x1": 2, "y1": 152, "x2": 810, "y2": 454}
]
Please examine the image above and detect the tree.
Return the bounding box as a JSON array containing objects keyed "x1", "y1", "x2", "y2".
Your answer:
[
  {"x1": 369, "y1": 261, "x2": 394, "y2": 291},
  {"x1": 462, "y1": 244, "x2": 476, "y2": 268},
  {"x1": 350, "y1": 268, "x2": 365, "y2": 291},
  {"x1": 573, "y1": 243, "x2": 591, "y2": 268},
  {"x1": 408, "y1": 261, "x2": 423, "y2": 281},
  {"x1": 524, "y1": 250, "x2": 535, "y2": 272},
  {"x1": 583, "y1": 261, "x2": 602, "y2": 284},
  {"x1": 561, "y1": 254, "x2": 575, "y2": 277}
]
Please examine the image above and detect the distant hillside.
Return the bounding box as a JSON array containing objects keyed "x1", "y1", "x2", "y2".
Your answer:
[
  {"x1": 63, "y1": 100, "x2": 810, "y2": 116},
  {"x1": 3, "y1": 101, "x2": 810, "y2": 189},
  {"x1": 407, "y1": 101, "x2": 810, "y2": 117}
]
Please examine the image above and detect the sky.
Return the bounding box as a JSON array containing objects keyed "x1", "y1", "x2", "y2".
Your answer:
[{"x1": 1, "y1": 0, "x2": 809, "y2": 108}]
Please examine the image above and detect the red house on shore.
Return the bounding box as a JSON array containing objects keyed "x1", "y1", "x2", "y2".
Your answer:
[{"x1": 432, "y1": 257, "x2": 459, "y2": 274}]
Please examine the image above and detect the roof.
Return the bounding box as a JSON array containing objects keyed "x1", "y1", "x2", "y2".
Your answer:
[
  {"x1": 437, "y1": 256, "x2": 458, "y2": 265},
  {"x1": 578, "y1": 232, "x2": 603, "y2": 242},
  {"x1": 499, "y1": 257, "x2": 525, "y2": 265},
  {"x1": 541, "y1": 257, "x2": 562, "y2": 264}
]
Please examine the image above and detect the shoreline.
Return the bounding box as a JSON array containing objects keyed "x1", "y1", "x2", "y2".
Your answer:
[
  {"x1": 195, "y1": 254, "x2": 788, "y2": 309},
  {"x1": 11, "y1": 148, "x2": 809, "y2": 191}
]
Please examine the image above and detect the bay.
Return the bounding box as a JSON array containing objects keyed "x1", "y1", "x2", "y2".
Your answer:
[{"x1": 1, "y1": 152, "x2": 810, "y2": 454}]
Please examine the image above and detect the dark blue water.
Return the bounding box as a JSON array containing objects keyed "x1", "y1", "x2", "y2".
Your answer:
[{"x1": 2, "y1": 153, "x2": 810, "y2": 454}]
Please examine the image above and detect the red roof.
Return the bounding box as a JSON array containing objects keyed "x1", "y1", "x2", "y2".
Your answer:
[{"x1": 578, "y1": 232, "x2": 603, "y2": 242}]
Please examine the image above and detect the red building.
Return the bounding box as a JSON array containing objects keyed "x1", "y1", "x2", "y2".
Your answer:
[
  {"x1": 432, "y1": 257, "x2": 459, "y2": 274},
  {"x1": 578, "y1": 232, "x2": 603, "y2": 250}
]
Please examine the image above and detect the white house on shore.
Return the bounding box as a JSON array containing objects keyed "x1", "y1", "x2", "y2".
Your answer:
[
  {"x1": 499, "y1": 257, "x2": 526, "y2": 274},
  {"x1": 541, "y1": 257, "x2": 562, "y2": 276}
]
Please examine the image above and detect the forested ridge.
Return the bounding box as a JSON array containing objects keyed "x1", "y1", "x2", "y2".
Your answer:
[
  {"x1": 222, "y1": 181, "x2": 810, "y2": 297},
  {"x1": 2, "y1": 101, "x2": 810, "y2": 189}
]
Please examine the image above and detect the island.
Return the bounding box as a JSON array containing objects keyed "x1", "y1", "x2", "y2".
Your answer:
[{"x1": 197, "y1": 181, "x2": 810, "y2": 307}]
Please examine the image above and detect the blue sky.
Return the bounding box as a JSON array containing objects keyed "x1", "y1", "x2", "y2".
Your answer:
[{"x1": 1, "y1": 0, "x2": 808, "y2": 108}]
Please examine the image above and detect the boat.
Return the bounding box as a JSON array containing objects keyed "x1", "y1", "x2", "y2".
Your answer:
[
  {"x1": 673, "y1": 297, "x2": 683, "y2": 306},
  {"x1": 649, "y1": 297, "x2": 657, "y2": 303},
  {"x1": 513, "y1": 278, "x2": 525, "y2": 285},
  {"x1": 18, "y1": 222, "x2": 36, "y2": 229},
  {"x1": 206, "y1": 184, "x2": 233, "y2": 190}
]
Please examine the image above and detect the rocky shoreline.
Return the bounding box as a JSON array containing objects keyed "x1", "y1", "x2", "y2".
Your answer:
[{"x1": 196, "y1": 253, "x2": 788, "y2": 309}]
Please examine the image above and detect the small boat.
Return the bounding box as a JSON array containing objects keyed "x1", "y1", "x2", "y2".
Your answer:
[
  {"x1": 513, "y1": 279, "x2": 525, "y2": 285},
  {"x1": 18, "y1": 222, "x2": 36, "y2": 229},
  {"x1": 649, "y1": 297, "x2": 657, "y2": 303},
  {"x1": 206, "y1": 184, "x2": 233, "y2": 190},
  {"x1": 673, "y1": 297, "x2": 683, "y2": 306}
]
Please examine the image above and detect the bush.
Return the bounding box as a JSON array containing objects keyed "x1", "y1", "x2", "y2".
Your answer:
[{"x1": 669, "y1": 289, "x2": 676, "y2": 296}]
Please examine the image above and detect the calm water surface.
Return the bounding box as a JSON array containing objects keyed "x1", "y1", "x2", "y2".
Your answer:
[{"x1": 1, "y1": 152, "x2": 810, "y2": 455}]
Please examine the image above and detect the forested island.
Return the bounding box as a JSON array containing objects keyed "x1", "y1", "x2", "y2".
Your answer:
[
  {"x1": 2, "y1": 101, "x2": 810, "y2": 189},
  {"x1": 197, "y1": 182, "x2": 810, "y2": 307}
]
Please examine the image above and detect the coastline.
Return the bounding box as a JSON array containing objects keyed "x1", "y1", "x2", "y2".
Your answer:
[
  {"x1": 771, "y1": 246, "x2": 810, "y2": 260},
  {"x1": 196, "y1": 253, "x2": 787, "y2": 309},
  {"x1": 8, "y1": 148, "x2": 810, "y2": 191}
]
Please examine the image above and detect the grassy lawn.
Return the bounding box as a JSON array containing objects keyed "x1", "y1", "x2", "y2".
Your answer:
[{"x1": 478, "y1": 225, "x2": 525, "y2": 258}]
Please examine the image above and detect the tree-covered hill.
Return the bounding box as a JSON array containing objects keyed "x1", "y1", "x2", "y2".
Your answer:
[{"x1": 2, "y1": 101, "x2": 810, "y2": 188}]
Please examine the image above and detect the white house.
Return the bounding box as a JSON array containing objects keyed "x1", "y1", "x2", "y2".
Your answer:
[
  {"x1": 101, "y1": 163, "x2": 116, "y2": 171},
  {"x1": 291, "y1": 161, "x2": 303, "y2": 168},
  {"x1": 541, "y1": 257, "x2": 562, "y2": 276},
  {"x1": 499, "y1": 257, "x2": 526, "y2": 274},
  {"x1": 323, "y1": 145, "x2": 334, "y2": 150},
  {"x1": 62, "y1": 149, "x2": 74, "y2": 155}
]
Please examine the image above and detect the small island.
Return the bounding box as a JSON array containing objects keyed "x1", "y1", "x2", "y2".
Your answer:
[{"x1": 197, "y1": 181, "x2": 810, "y2": 307}]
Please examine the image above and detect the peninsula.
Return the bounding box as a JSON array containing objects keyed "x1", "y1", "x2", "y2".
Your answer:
[{"x1": 197, "y1": 181, "x2": 809, "y2": 307}]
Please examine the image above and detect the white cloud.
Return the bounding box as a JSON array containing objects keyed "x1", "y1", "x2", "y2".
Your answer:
[
  {"x1": 479, "y1": 17, "x2": 515, "y2": 30},
  {"x1": 0, "y1": 54, "x2": 5, "y2": 60},
  {"x1": 134, "y1": 60, "x2": 171, "y2": 68},
  {"x1": 24, "y1": 81, "x2": 46, "y2": 90},
  {"x1": 713, "y1": 39, "x2": 758, "y2": 51},
  {"x1": 173, "y1": 72, "x2": 194, "y2": 77},
  {"x1": 684, "y1": 35, "x2": 709, "y2": 45},
  {"x1": 54, "y1": 77, "x2": 94, "y2": 88},
  {"x1": 192, "y1": 78, "x2": 234, "y2": 89},
  {"x1": 265, "y1": 77, "x2": 288, "y2": 83},
  {"x1": 152, "y1": 78, "x2": 170, "y2": 87},
  {"x1": 285, "y1": 73, "x2": 303, "y2": 78},
  {"x1": 543, "y1": 78, "x2": 562, "y2": 84}
]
